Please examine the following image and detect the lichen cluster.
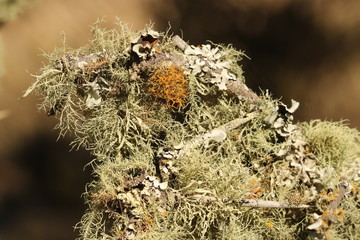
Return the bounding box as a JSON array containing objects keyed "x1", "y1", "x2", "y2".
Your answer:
[
  {"x1": 24, "y1": 20, "x2": 360, "y2": 240},
  {"x1": 148, "y1": 65, "x2": 189, "y2": 109}
]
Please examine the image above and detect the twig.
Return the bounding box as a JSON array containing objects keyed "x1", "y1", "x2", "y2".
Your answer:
[
  {"x1": 326, "y1": 177, "x2": 349, "y2": 211},
  {"x1": 226, "y1": 80, "x2": 261, "y2": 104},
  {"x1": 189, "y1": 194, "x2": 310, "y2": 209},
  {"x1": 158, "y1": 112, "x2": 257, "y2": 160},
  {"x1": 306, "y1": 177, "x2": 351, "y2": 231},
  {"x1": 180, "y1": 112, "x2": 257, "y2": 156}
]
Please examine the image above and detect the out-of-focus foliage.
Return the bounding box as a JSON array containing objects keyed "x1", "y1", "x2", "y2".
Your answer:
[
  {"x1": 0, "y1": 34, "x2": 3, "y2": 80},
  {"x1": 0, "y1": 0, "x2": 28, "y2": 23}
]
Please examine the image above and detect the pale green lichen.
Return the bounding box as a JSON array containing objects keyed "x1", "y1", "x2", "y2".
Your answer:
[
  {"x1": 300, "y1": 120, "x2": 360, "y2": 169},
  {"x1": 24, "y1": 20, "x2": 360, "y2": 240}
]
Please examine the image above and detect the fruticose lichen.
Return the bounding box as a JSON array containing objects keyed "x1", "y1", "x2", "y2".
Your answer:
[{"x1": 24, "y1": 20, "x2": 360, "y2": 240}]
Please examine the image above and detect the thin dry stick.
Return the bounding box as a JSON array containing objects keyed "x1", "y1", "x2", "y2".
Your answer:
[
  {"x1": 158, "y1": 113, "x2": 257, "y2": 160},
  {"x1": 178, "y1": 112, "x2": 258, "y2": 158},
  {"x1": 189, "y1": 194, "x2": 310, "y2": 209}
]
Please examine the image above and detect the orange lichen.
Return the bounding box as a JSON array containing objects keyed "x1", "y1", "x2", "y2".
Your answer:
[
  {"x1": 250, "y1": 187, "x2": 264, "y2": 199},
  {"x1": 320, "y1": 190, "x2": 340, "y2": 202},
  {"x1": 143, "y1": 215, "x2": 153, "y2": 232},
  {"x1": 148, "y1": 65, "x2": 189, "y2": 109},
  {"x1": 252, "y1": 187, "x2": 264, "y2": 194},
  {"x1": 162, "y1": 211, "x2": 170, "y2": 216},
  {"x1": 322, "y1": 220, "x2": 329, "y2": 228},
  {"x1": 266, "y1": 222, "x2": 273, "y2": 227},
  {"x1": 351, "y1": 182, "x2": 359, "y2": 193},
  {"x1": 86, "y1": 59, "x2": 110, "y2": 74}
]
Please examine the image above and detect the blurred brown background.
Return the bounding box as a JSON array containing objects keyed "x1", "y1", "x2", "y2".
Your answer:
[{"x1": 0, "y1": 0, "x2": 359, "y2": 239}]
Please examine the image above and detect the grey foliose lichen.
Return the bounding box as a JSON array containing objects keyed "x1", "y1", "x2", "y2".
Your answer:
[
  {"x1": 184, "y1": 44, "x2": 236, "y2": 91},
  {"x1": 24, "y1": 20, "x2": 360, "y2": 240}
]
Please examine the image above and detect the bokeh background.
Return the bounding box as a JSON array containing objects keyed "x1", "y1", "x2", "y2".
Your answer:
[{"x1": 0, "y1": 0, "x2": 359, "y2": 239}]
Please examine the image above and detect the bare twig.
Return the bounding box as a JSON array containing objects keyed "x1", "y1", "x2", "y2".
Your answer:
[
  {"x1": 189, "y1": 194, "x2": 310, "y2": 209},
  {"x1": 158, "y1": 112, "x2": 258, "y2": 160},
  {"x1": 179, "y1": 112, "x2": 257, "y2": 156}
]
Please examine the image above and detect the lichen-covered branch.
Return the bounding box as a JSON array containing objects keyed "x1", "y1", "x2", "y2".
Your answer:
[
  {"x1": 190, "y1": 194, "x2": 310, "y2": 208},
  {"x1": 23, "y1": 20, "x2": 360, "y2": 240}
]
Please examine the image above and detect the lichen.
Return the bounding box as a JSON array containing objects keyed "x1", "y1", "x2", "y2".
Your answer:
[
  {"x1": 148, "y1": 65, "x2": 189, "y2": 109},
  {"x1": 23, "y1": 20, "x2": 360, "y2": 240},
  {"x1": 300, "y1": 120, "x2": 360, "y2": 170}
]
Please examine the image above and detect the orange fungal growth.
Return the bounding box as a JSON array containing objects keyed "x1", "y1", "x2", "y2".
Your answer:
[{"x1": 148, "y1": 65, "x2": 189, "y2": 109}]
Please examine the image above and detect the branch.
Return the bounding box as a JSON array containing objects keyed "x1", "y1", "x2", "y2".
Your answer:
[
  {"x1": 179, "y1": 112, "x2": 257, "y2": 157},
  {"x1": 326, "y1": 177, "x2": 350, "y2": 212},
  {"x1": 306, "y1": 177, "x2": 351, "y2": 231},
  {"x1": 189, "y1": 194, "x2": 310, "y2": 209},
  {"x1": 158, "y1": 112, "x2": 258, "y2": 160}
]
